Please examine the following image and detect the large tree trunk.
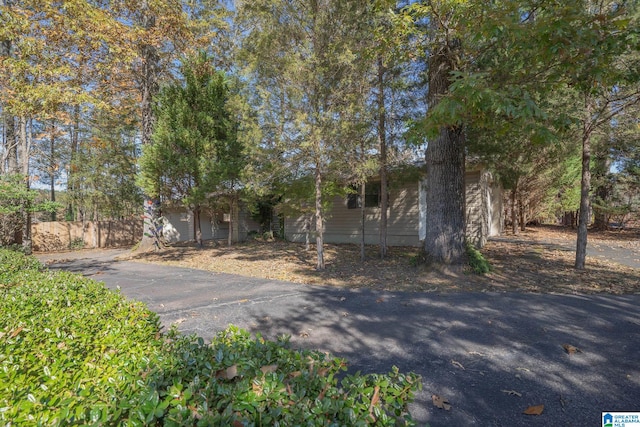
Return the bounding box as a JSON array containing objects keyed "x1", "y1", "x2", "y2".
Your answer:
[
  {"x1": 575, "y1": 99, "x2": 593, "y2": 270},
  {"x1": 315, "y1": 165, "x2": 325, "y2": 270},
  {"x1": 424, "y1": 29, "x2": 466, "y2": 264},
  {"x1": 137, "y1": 3, "x2": 161, "y2": 252},
  {"x1": 424, "y1": 126, "x2": 466, "y2": 263},
  {"x1": 377, "y1": 56, "x2": 388, "y2": 259}
]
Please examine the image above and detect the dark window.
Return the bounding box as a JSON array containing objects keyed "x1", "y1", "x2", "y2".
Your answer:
[
  {"x1": 347, "y1": 193, "x2": 360, "y2": 209},
  {"x1": 347, "y1": 183, "x2": 381, "y2": 209}
]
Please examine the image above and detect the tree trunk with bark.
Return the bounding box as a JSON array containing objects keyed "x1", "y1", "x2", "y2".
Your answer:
[
  {"x1": 49, "y1": 122, "x2": 56, "y2": 221},
  {"x1": 511, "y1": 184, "x2": 518, "y2": 235},
  {"x1": 193, "y1": 206, "x2": 202, "y2": 247},
  {"x1": 19, "y1": 116, "x2": 32, "y2": 254},
  {"x1": 137, "y1": 3, "x2": 161, "y2": 252},
  {"x1": 315, "y1": 165, "x2": 325, "y2": 270},
  {"x1": 424, "y1": 33, "x2": 466, "y2": 264},
  {"x1": 377, "y1": 56, "x2": 388, "y2": 259},
  {"x1": 424, "y1": 126, "x2": 466, "y2": 263},
  {"x1": 592, "y1": 153, "x2": 612, "y2": 230},
  {"x1": 575, "y1": 99, "x2": 593, "y2": 270},
  {"x1": 360, "y1": 182, "x2": 366, "y2": 262},
  {"x1": 1, "y1": 3, "x2": 18, "y2": 175},
  {"x1": 67, "y1": 104, "x2": 80, "y2": 220},
  {"x1": 518, "y1": 194, "x2": 526, "y2": 232}
]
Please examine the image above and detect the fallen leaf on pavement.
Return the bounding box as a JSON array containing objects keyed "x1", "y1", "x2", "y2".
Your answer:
[
  {"x1": 451, "y1": 360, "x2": 465, "y2": 370},
  {"x1": 432, "y1": 394, "x2": 452, "y2": 411},
  {"x1": 563, "y1": 344, "x2": 582, "y2": 354},
  {"x1": 523, "y1": 404, "x2": 544, "y2": 415}
]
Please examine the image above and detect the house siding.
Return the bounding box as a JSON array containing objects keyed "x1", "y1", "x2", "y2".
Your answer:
[
  {"x1": 285, "y1": 169, "x2": 502, "y2": 248},
  {"x1": 285, "y1": 181, "x2": 422, "y2": 246},
  {"x1": 164, "y1": 208, "x2": 261, "y2": 243}
]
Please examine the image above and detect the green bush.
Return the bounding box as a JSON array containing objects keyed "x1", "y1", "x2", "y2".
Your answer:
[
  {"x1": 0, "y1": 248, "x2": 43, "y2": 286},
  {"x1": 0, "y1": 249, "x2": 421, "y2": 425},
  {"x1": 465, "y1": 242, "x2": 492, "y2": 274}
]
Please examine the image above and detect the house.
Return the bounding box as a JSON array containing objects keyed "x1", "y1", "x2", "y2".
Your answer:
[
  {"x1": 284, "y1": 167, "x2": 503, "y2": 248},
  {"x1": 162, "y1": 206, "x2": 264, "y2": 244}
]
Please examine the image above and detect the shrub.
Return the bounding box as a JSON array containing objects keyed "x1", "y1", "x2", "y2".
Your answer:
[
  {"x1": 0, "y1": 249, "x2": 421, "y2": 425},
  {"x1": 465, "y1": 242, "x2": 492, "y2": 274},
  {"x1": 69, "y1": 237, "x2": 85, "y2": 250},
  {"x1": 0, "y1": 248, "x2": 43, "y2": 286}
]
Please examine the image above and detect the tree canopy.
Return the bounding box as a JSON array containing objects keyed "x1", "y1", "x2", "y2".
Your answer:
[{"x1": 1, "y1": 0, "x2": 638, "y2": 270}]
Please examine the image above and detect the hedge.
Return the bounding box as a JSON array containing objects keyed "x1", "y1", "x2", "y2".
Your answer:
[{"x1": 0, "y1": 249, "x2": 421, "y2": 426}]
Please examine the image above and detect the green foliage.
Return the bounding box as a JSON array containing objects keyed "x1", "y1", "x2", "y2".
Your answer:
[
  {"x1": 138, "y1": 52, "x2": 244, "y2": 210},
  {"x1": 0, "y1": 174, "x2": 62, "y2": 246},
  {"x1": 0, "y1": 249, "x2": 421, "y2": 425},
  {"x1": 0, "y1": 248, "x2": 42, "y2": 285},
  {"x1": 0, "y1": 250, "x2": 164, "y2": 425},
  {"x1": 465, "y1": 243, "x2": 492, "y2": 275},
  {"x1": 68, "y1": 237, "x2": 85, "y2": 250},
  {"x1": 68, "y1": 109, "x2": 143, "y2": 220},
  {"x1": 148, "y1": 326, "x2": 421, "y2": 426}
]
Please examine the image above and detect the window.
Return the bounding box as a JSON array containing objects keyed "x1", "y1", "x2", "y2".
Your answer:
[{"x1": 347, "y1": 183, "x2": 381, "y2": 209}]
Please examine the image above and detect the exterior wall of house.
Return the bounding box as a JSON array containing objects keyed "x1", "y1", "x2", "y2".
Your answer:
[
  {"x1": 465, "y1": 170, "x2": 488, "y2": 247},
  {"x1": 285, "y1": 169, "x2": 503, "y2": 248},
  {"x1": 285, "y1": 181, "x2": 422, "y2": 246},
  {"x1": 163, "y1": 207, "x2": 261, "y2": 243}
]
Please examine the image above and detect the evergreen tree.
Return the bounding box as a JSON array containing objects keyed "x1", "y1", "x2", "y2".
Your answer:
[{"x1": 138, "y1": 54, "x2": 243, "y2": 247}]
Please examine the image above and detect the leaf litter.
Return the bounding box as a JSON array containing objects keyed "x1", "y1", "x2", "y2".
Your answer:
[{"x1": 126, "y1": 225, "x2": 640, "y2": 295}]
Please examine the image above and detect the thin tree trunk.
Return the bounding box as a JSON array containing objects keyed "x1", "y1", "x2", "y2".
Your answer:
[
  {"x1": 2, "y1": 115, "x2": 18, "y2": 174},
  {"x1": 377, "y1": 55, "x2": 388, "y2": 259},
  {"x1": 68, "y1": 104, "x2": 80, "y2": 220},
  {"x1": 1, "y1": 0, "x2": 18, "y2": 175},
  {"x1": 315, "y1": 165, "x2": 325, "y2": 270},
  {"x1": 227, "y1": 199, "x2": 233, "y2": 247},
  {"x1": 304, "y1": 216, "x2": 310, "y2": 251},
  {"x1": 360, "y1": 182, "x2": 366, "y2": 262},
  {"x1": 511, "y1": 185, "x2": 518, "y2": 235},
  {"x1": 232, "y1": 196, "x2": 239, "y2": 243},
  {"x1": 592, "y1": 153, "x2": 611, "y2": 230},
  {"x1": 518, "y1": 195, "x2": 526, "y2": 232},
  {"x1": 194, "y1": 206, "x2": 202, "y2": 247},
  {"x1": 49, "y1": 122, "x2": 56, "y2": 221},
  {"x1": 19, "y1": 116, "x2": 31, "y2": 254},
  {"x1": 575, "y1": 98, "x2": 592, "y2": 270}
]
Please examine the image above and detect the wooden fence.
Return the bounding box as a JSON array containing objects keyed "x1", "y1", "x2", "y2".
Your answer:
[{"x1": 32, "y1": 220, "x2": 143, "y2": 252}]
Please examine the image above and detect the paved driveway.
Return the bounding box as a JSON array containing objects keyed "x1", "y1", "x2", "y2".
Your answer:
[{"x1": 39, "y1": 249, "x2": 640, "y2": 426}]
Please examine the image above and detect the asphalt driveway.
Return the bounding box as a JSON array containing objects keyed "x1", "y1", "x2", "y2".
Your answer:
[{"x1": 39, "y1": 249, "x2": 640, "y2": 426}]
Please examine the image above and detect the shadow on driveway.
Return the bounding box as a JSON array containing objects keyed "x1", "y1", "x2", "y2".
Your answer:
[{"x1": 37, "y1": 250, "x2": 640, "y2": 427}]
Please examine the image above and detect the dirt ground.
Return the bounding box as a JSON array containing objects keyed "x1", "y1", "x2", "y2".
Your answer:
[{"x1": 123, "y1": 225, "x2": 640, "y2": 295}]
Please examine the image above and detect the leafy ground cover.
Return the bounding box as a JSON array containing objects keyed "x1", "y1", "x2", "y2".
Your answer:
[
  {"x1": 125, "y1": 225, "x2": 640, "y2": 294},
  {"x1": 0, "y1": 249, "x2": 421, "y2": 425}
]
